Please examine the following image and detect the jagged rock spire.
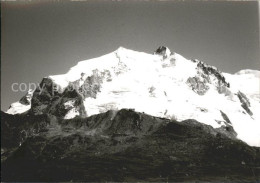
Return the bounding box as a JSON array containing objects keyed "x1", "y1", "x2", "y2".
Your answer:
[{"x1": 154, "y1": 46, "x2": 171, "y2": 59}]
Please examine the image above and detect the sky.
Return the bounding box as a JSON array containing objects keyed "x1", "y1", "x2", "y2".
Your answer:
[{"x1": 1, "y1": 0, "x2": 259, "y2": 111}]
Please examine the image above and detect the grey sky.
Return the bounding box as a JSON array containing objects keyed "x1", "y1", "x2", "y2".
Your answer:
[{"x1": 1, "y1": 1, "x2": 259, "y2": 111}]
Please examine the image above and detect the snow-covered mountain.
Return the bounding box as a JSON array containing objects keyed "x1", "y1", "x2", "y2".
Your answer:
[
  {"x1": 6, "y1": 46, "x2": 260, "y2": 146},
  {"x1": 6, "y1": 89, "x2": 33, "y2": 114}
]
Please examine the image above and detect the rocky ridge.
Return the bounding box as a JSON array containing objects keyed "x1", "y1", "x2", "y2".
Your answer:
[{"x1": 1, "y1": 109, "x2": 260, "y2": 181}]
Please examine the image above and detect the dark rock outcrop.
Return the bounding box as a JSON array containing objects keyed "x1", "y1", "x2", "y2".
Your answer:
[
  {"x1": 186, "y1": 76, "x2": 209, "y2": 95},
  {"x1": 47, "y1": 88, "x2": 86, "y2": 118},
  {"x1": 25, "y1": 68, "x2": 114, "y2": 118},
  {"x1": 155, "y1": 46, "x2": 167, "y2": 55},
  {"x1": 237, "y1": 91, "x2": 253, "y2": 116},
  {"x1": 30, "y1": 77, "x2": 86, "y2": 118},
  {"x1": 197, "y1": 61, "x2": 230, "y2": 94},
  {"x1": 154, "y1": 46, "x2": 171, "y2": 59},
  {"x1": 31, "y1": 78, "x2": 58, "y2": 115},
  {"x1": 80, "y1": 70, "x2": 106, "y2": 98},
  {"x1": 19, "y1": 90, "x2": 33, "y2": 105},
  {"x1": 187, "y1": 60, "x2": 231, "y2": 96},
  {"x1": 197, "y1": 61, "x2": 229, "y2": 88}
]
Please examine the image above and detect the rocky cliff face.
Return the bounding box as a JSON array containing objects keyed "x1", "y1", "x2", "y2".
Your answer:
[
  {"x1": 30, "y1": 78, "x2": 86, "y2": 118},
  {"x1": 186, "y1": 60, "x2": 230, "y2": 96},
  {"x1": 237, "y1": 91, "x2": 253, "y2": 116}
]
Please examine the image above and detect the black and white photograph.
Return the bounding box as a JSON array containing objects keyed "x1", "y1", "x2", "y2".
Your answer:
[{"x1": 1, "y1": 0, "x2": 260, "y2": 182}]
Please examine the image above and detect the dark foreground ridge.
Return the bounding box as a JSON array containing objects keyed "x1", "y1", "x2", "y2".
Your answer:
[{"x1": 1, "y1": 109, "x2": 260, "y2": 182}]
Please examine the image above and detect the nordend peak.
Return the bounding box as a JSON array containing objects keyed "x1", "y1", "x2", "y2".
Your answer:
[{"x1": 5, "y1": 46, "x2": 260, "y2": 147}]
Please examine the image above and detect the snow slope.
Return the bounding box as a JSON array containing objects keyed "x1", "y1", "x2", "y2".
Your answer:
[
  {"x1": 6, "y1": 89, "x2": 33, "y2": 114},
  {"x1": 6, "y1": 47, "x2": 260, "y2": 147},
  {"x1": 223, "y1": 70, "x2": 260, "y2": 102}
]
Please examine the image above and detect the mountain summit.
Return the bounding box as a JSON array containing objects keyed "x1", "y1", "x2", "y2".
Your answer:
[
  {"x1": 6, "y1": 46, "x2": 260, "y2": 147},
  {"x1": 2, "y1": 46, "x2": 260, "y2": 181}
]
